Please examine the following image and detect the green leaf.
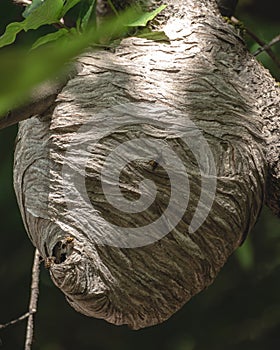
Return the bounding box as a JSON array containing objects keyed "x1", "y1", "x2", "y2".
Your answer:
[
  {"x1": 0, "y1": 22, "x2": 23, "y2": 48},
  {"x1": 78, "y1": 0, "x2": 96, "y2": 32},
  {"x1": 23, "y1": 0, "x2": 64, "y2": 29},
  {"x1": 126, "y1": 4, "x2": 167, "y2": 27},
  {"x1": 61, "y1": 0, "x2": 82, "y2": 17},
  {"x1": 31, "y1": 28, "x2": 70, "y2": 50},
  {"x1": 23, "y1": 0, "x2": 45, "y2": 19},
  {"x1": 0, "y1": 7, "x2": 139, "y2": 115},
  {"x1": 137, "y1": 30, "x2": 170, "y2": 42},
  {"x1": 107, "y1": 0, "x2": 119, "y2": 16},
  {"x1": 0, "y1": 0, "x2": 64, "y2": 48}
]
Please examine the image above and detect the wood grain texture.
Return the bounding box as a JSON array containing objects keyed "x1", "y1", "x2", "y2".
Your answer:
[{"x1": 13, "y1": 0, "x2": 279, "y2": 329}]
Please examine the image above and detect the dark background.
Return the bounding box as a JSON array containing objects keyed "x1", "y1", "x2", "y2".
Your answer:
[{"x1": 0, "y1": 1, "x2": 280, "y2": 349}]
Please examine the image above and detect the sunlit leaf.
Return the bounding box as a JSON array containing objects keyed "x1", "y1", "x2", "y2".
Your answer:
[
  {"x1": 0, "y1": 8, "x2": 139, "y2": 115},
  {"x1": 126, "y1": 4, "x2": 167, "y2": 27},
  {"x1": 0, "y1": 23, "x2": 22, "y2": 48},
  {"x1": 23, "y1": 0, "x2": 45, "y2": 19},
  {"x1": 0, "y1": 0, "x2": 64, "y2": 48},
  {"x1": 137, "y1": 30, "x2": 170, "y2": 42}
]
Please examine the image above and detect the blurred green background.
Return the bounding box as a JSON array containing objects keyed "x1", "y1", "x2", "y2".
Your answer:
[{"x1": 0, "y1": 1, "x2": 279, "y2": 349}]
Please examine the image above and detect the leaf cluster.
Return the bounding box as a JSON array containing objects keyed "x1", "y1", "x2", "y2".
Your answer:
[{"x1": 0, "y1": 0, "x2": 167, "y2": 116}]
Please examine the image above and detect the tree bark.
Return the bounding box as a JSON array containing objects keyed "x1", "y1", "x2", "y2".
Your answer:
[{"x1": 13, "y1": 0, "x2": 280, "y2": 329}]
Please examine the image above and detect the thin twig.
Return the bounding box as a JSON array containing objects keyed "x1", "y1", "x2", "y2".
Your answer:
[
  {"x1": 0, "y1": 312, "x2": 33, "y2": 330},
  {"x1": 231, "y1": 17, "x2": 280, "y2": 69},
  {"x1": 107, "y1": 0, "x2": 119, "y2": 17},
  {"x1": 253, "y1": 34, "x2": 280, "y2": 56},
  {"x1": 24, "y1": 249, "x2": 41, "y2": 350}
]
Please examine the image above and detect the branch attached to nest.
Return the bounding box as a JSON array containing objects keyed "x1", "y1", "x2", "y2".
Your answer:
[{"x1": 0, "y1": 64, "x2": 79, "y2": 130}]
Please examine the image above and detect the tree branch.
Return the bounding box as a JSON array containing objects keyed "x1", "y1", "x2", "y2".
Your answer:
[
  {"x1": 231, "y1": 17, "x2": 280, "y2": 70},
  {"x1": 0, "y1": 250, "x2": 41, "y2": 349},
  {"x1": 0, "y1": 312, "x2": 32, "y2": 330},
  {"x1": 253, "y1": 34, "x2": 280, "y2": 57},
  {"x1": 0, "y1": 64, "x2": 79, "y2": 131},
  {"x1": 0, "y1": 94, "x2": 57, "y2": 131},
  {"x1": 24, "y1": 249, "x2": 41, "y2": 350}
]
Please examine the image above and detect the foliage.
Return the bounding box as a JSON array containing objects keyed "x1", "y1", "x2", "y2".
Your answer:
[
  {"x1": 0, "y1": 0, "x2": 65, "y2": 48},
  {"x1": 0, "y1": 0, "x2": 166, "y2": 116}
]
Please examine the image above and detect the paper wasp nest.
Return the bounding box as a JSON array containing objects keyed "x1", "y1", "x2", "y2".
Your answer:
[{"x1": 13, "y1": 0, "x2": 278, "y2": 329}]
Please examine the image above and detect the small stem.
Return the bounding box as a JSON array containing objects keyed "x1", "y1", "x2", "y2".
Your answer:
[
  {"x1": 231, "y1": 17, "x2": 280, "y2": 70},
  {"x1": 253, "y1": 34, "x2": 280, "y2": 56},
  {"x1": 0, "y1": 312, "x2": 32, "y2": 330},
  {"x1": 24, "y1": 249, "x2": 41, "y2": 350},
  {"x1": 107, "y1": 0, "x2": 119, "y2": 17}
]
